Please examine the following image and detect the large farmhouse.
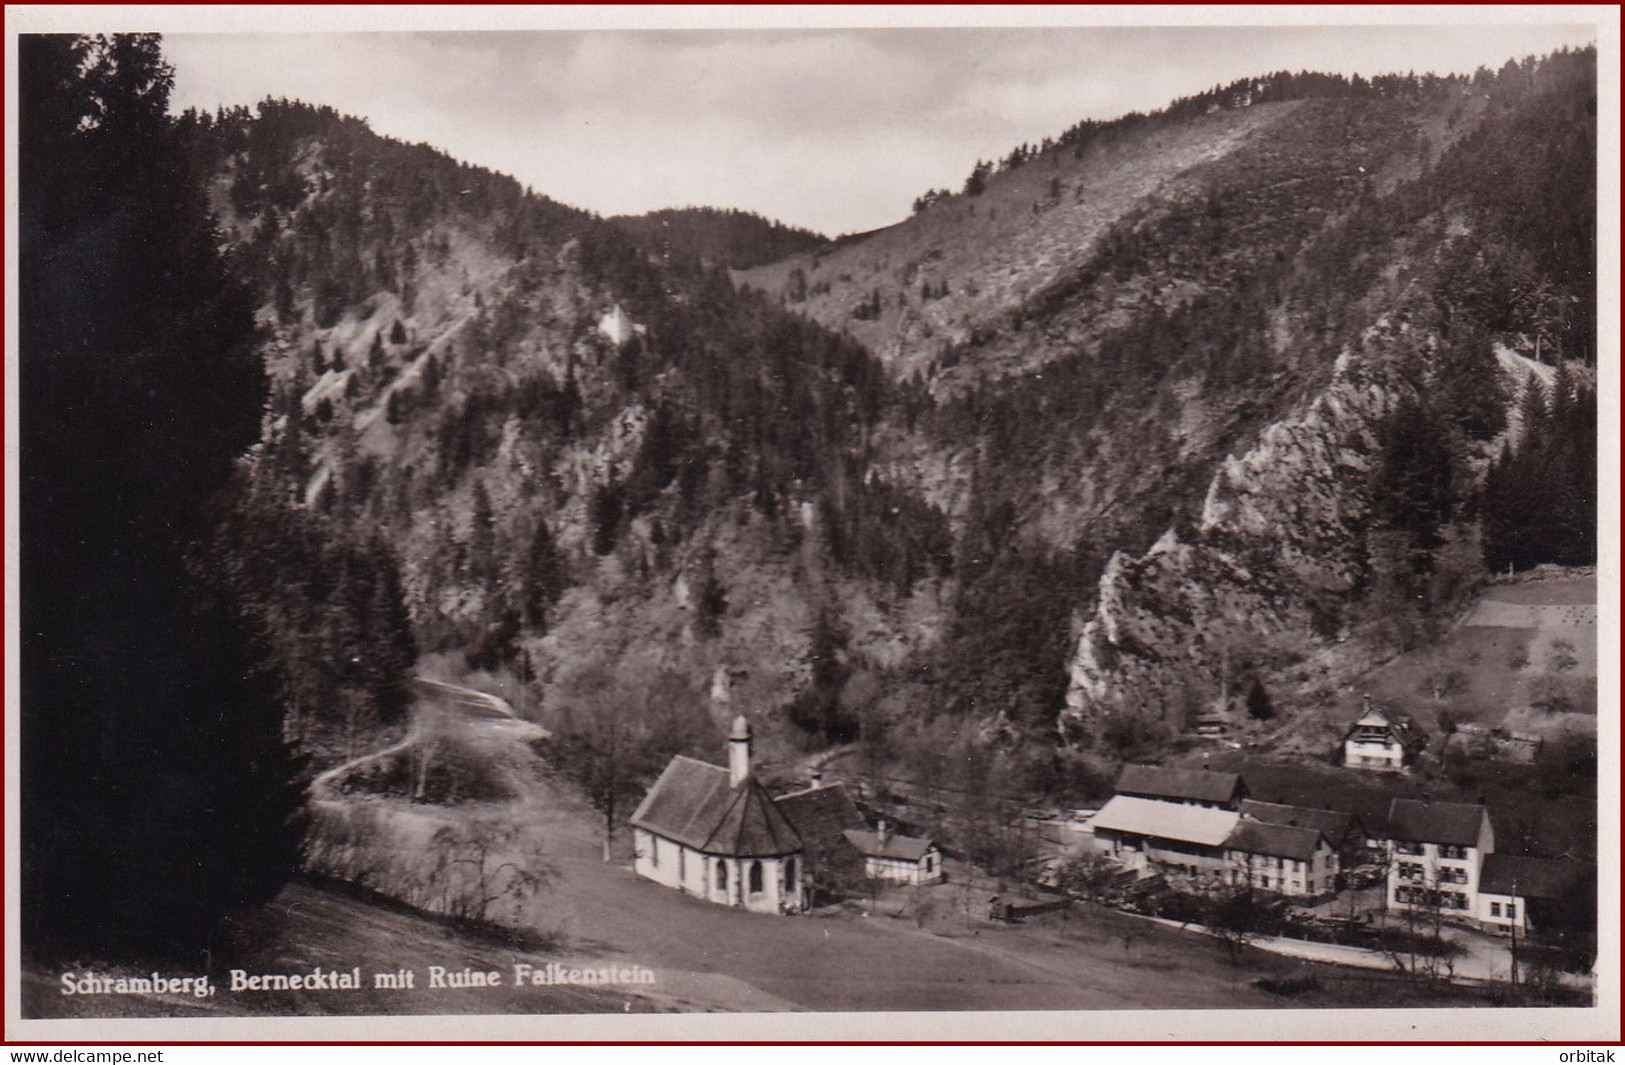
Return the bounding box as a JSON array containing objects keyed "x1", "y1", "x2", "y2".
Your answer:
[
  {"x1": 1115, "y1": 764, "x2": 1248, "y2": 809},
  {"x1": 1088, "y1": 781, "x2": 1342, "y2": 899}
]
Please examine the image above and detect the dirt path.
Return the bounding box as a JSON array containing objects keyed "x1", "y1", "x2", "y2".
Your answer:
[{"x1": 310, "y1": 677, "x2": 548, "y2": 803}]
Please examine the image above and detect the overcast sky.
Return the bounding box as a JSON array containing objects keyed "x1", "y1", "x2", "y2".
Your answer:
[{"x1": 159, "y1": 17, "x2": 1601, "y2": 235}]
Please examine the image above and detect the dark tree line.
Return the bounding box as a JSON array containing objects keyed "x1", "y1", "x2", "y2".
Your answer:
[
  {"x1": 20, "y1": 34, "x2": 305, "y2": 958},
  {"x1": 609, "y1": 206, "x2": 827, "y2": 270},
  {"x1": 1480, "y1": 371, "x2": 1597, "y2": 572}
]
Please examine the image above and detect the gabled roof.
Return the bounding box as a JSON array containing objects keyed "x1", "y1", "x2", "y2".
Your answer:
[
  {"x1": 1089, "y1": 795, "x2": 1241, "y2": 847},
  {"x1": 775, "y1": 784, "x2": 867, "y2": 846},
  {"x1": 1116, "y1": 764, "x2": 1245, "y2": 806},
  {"x1": 1238, "y1": 800, "x2": 1362, "y2": 845},
  {"x1": 843, "y1": 829, "x2": 936, "y2": 863},
  {"x1": 1344, "y1": 707, "x2": 1425, "y2": 747},
  {"x1": 629, "y1": 755, "x2": 802, "y2": 857},
  {"x1": 1225, "y1": 819, "x2": 1327, "y2": 862},
  {"x1": 1480, "y1": 854, "x2": 1593, "y2": 900},
  {"x1": 1383, "y1": 798, "x2": 1488, "y2": 848}
]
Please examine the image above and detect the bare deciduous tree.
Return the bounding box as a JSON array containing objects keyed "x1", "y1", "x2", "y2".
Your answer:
[
  {"x1": 546, "y1": 660, "x2": 710, "y2": 862},
  {"x1": 428, "y1": 818, "x2": 556, "y2": 924}
]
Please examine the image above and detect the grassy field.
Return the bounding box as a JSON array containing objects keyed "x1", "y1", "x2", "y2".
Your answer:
[
  {"x1": 1480, "y1": 576, "x2": 1598, "y2": 606},
  {"x1": 1268, "y1": 572, "x2": 1597, "y2": 767}
]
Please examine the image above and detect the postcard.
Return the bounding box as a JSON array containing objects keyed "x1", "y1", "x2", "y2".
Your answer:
[{"x1": 6, "y1": 5, "x2": 1617, "y2": 1044}]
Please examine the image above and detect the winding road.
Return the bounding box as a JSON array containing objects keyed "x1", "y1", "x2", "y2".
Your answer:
[{"x1": 308, "y1": 676, "x2": 548, "y2": 802}]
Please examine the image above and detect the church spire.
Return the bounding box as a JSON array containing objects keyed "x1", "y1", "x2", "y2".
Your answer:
[{"x1": 728, "y1": 714, "x2": 751, "y2": 788}]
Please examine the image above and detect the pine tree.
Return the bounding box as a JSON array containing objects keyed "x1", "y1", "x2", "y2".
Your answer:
[
  {"x1": 470, "y1": 480, "x2": 496, "y2": 590},
  {"x1": 521, "y1": 520, "x2": 566, "y2": 630},
  {"x1": 1371, "y1": 393, "x2": 1457, "y2": 552},
  {"x1": 589, "y1": 483, "x2": 623, "y2": 557},
  {"x1": 20, "y1": 32, "x2": 304, "y2": 958},
  {"x1": 1245, "y1": 678, "x2": 1274, "y2": 721},
  {"x1": 360, "y1": 542, "x2": 417, "y2": 724}
]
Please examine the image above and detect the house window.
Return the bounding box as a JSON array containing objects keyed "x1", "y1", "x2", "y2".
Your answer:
[
  {"x1": 717, "y1": 861, "x2": 728, "y2": 891},
  {"x1": 1506, "y1": 904, "x2": 1516, "y2": 921},
  {"x1": 785, "y1": 857, "x2": 797, "y2": 888},
  {"x1": 649, "y1": 838, "x2": 658, "y2": 867},
  {"x1": 925, "y1": 855, "x2": 935, "y2": 874},
  {"x1": 1395, "y1": 841, "x2": 1422, "y2": 856},
  {"x1": 749, "y1": 860, "x2": 763, "y2": 894},
  {"x1": 1491, "y1": 901, "x2": 1502, "y2": 917}
]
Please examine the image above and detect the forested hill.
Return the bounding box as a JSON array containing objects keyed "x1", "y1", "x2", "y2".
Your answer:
[
  {"x1": 187, "y1": 96, "x2": 946, "y2": 780},
  {"x1": 609, "y1": 206, "x2": 828, "y2": 270},
  {"x1": 737, "y1": 48, "x2": 1597, "y2": 745},
  {"x1": 193, "y1": 47, "x2": 1594, "y2": 775}
]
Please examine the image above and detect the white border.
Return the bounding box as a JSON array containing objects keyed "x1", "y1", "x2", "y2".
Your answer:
[{"x1": 5, "y1": 3, "x2": 1619, "y2": 1045}]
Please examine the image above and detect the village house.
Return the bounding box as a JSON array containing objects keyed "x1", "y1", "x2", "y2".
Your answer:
[
  {"x1": 1238, "y1": 799, "x2": 1367, "y2": 879},
  {"x1": 1223, "y1": 820, "x2": 1339, "y2": 898},
  {"x1": 1476, "y1": 853, "x2": 1594, "y2": 934},
  {"x1": 629, "y1": 716, "x2": 807, "y2": 914},
  {"x1": 842, "y1": 821, "x2": 945, "y2": 886},
  {"x1": 1342, "y1": 698, "x2": 1426, "y2": 771},
  {"x1": 1114, "y1": 764, "x2": 1249, "y2": 809},
  {"x1": 1381, "y1": 798, "x2": 1494, "y2": 917}
]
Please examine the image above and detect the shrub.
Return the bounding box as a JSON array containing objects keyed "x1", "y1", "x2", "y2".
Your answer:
[{"x1": 1255, "y1": 973, "x2": 1322, "y2": 996}]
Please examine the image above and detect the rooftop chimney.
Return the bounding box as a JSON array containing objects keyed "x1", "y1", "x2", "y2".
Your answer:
[
  {"x1": 877, "y1": 820, "x2": 893, "y2": 849},
  {"x1": 728, "y1": 714, "x2": 752, "y2": 788},
  {"x1": 810, "y1": 768, "x2": 824, "y2": 789}
]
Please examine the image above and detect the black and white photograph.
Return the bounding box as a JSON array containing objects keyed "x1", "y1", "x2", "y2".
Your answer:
[{"x1": 7, "y1": 6, "x2": 1616, "y2": 1043}]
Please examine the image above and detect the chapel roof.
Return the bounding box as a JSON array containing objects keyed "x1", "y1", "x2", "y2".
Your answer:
[{"x1": 630, "y1": 755, "x2": 802, "y2": 857}]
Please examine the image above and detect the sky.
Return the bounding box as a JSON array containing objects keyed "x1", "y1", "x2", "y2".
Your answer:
[{"x1": 153, "y1": 13, "x2": 1603, "y2": 235}]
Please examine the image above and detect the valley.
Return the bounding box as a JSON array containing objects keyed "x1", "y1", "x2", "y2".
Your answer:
[{"x1": 17, "y1": 30, "x2": 1600, "y2": 1026}]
